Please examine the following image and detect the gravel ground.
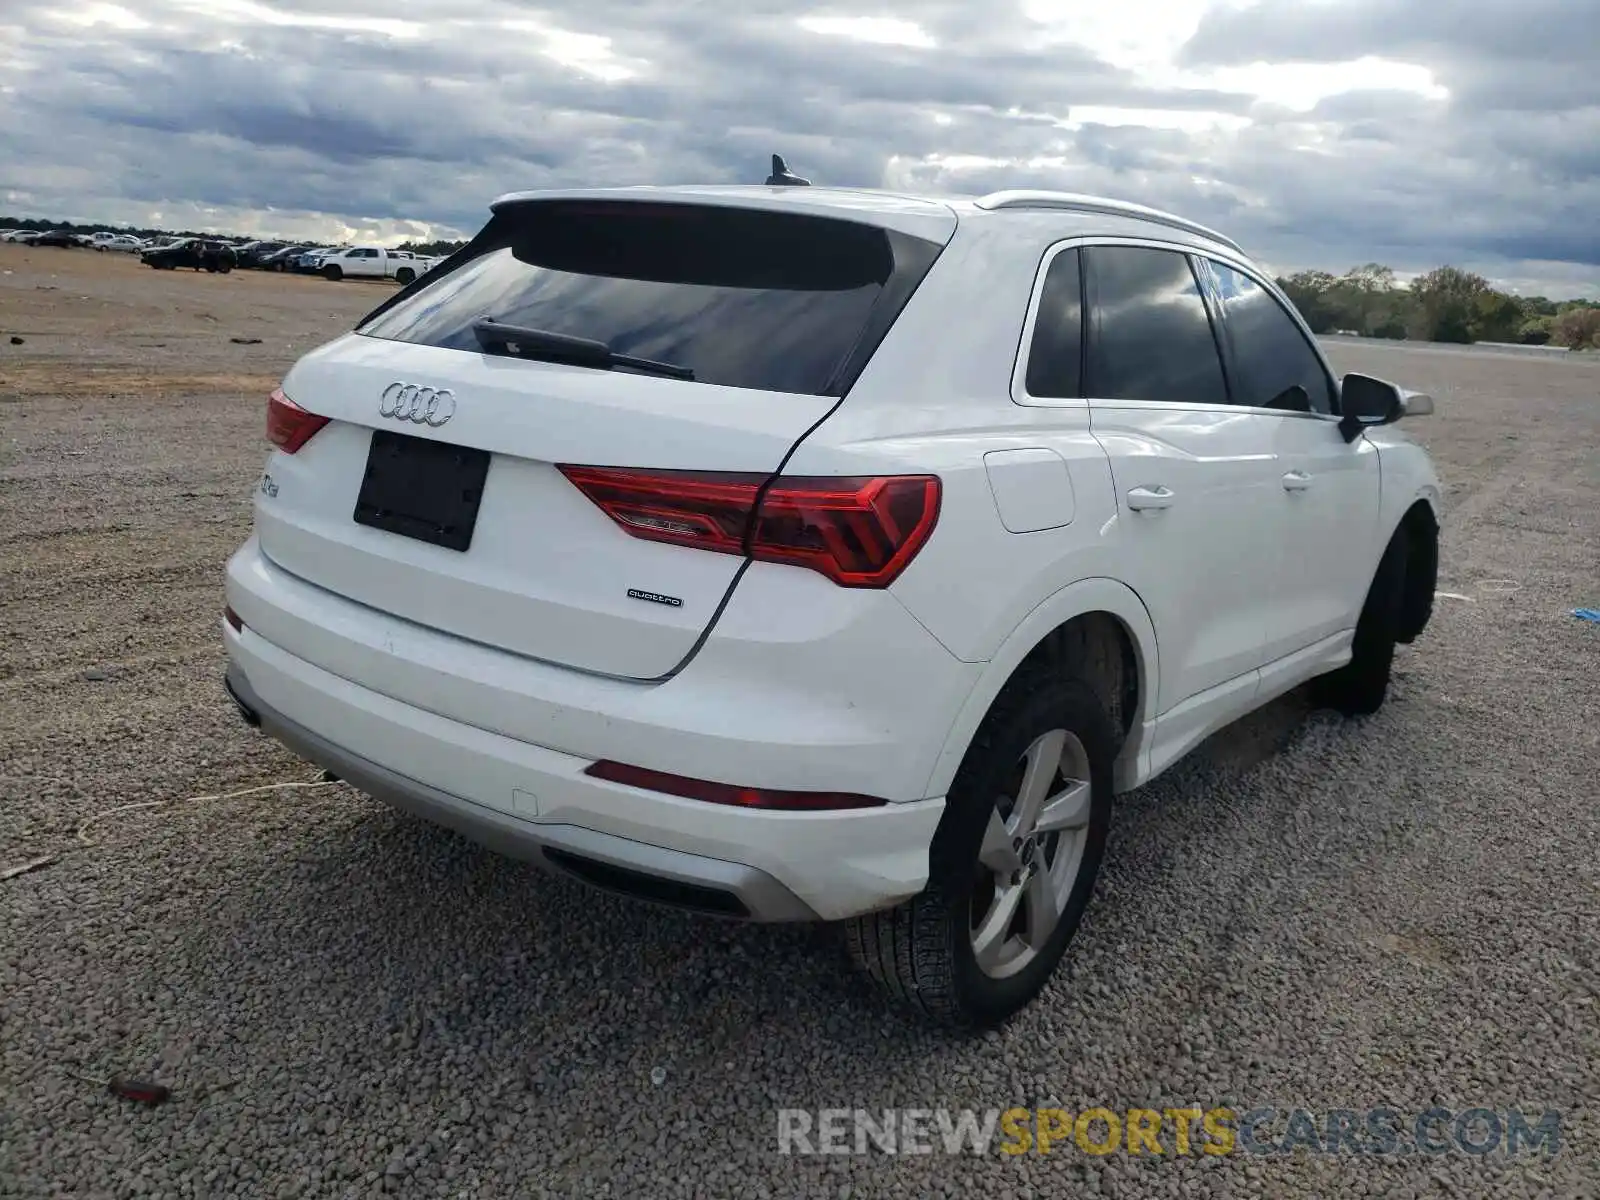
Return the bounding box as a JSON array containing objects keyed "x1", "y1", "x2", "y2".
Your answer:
[{"x1": 3, "y1": 244, "x2": 1598, "y2": 1198}]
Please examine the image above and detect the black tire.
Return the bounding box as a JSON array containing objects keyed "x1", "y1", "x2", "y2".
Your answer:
[
  {"x1": 322, "y1": 264, "x2": 342, "y2": 281},
  {"x1": 847, "y1": 672, "x2": 1116, "y2": 1029},
  {"x1": 1397, "y1": 513, "x2": 1437, "y2": 645},
  {"x1": 217, "y1": 260, "x2": 232, "y2": 274},
  {"x1": 394, "y1": 267, "x2": 415, "y2": 285},
  {"x1": 1314, "y1": 526, "x2": 1409, "y2": 716}
]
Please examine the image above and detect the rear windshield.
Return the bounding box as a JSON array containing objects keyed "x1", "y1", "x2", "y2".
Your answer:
[{"x1": 357, "y1": 201, "x2": 945, "y2": 397}]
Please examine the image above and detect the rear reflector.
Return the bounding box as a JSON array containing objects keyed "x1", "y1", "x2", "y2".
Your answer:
[
  {"x1": 558, "y1": 467, "x2": 940, "y2": 588},
  {"x1": 584, "y1": 760, "x2": 887, "y2": 810},
  {"x1": 267, "y1": 386, "x2": 329, "y2": 454}
]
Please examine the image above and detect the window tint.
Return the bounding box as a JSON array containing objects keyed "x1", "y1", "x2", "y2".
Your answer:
[
  {"x1": 1208, "y1": 261, "x2": 1335, "y2": 414},
  {"x1": 1084, "y1": 247, "x2": 1228, "y2": 406},
  {"x1": 359, "y1": 202, "x2": 944, "y2": 397},
  {"x1": 1024, "y1": 247, "x2": 1082, "y2": 398}
]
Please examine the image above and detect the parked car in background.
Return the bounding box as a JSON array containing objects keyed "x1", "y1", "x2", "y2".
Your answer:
[
  {"x1": 291, "y1": 247, "x2": 339, "y2": 274},
  {"x1": 258, "y1": 245, "x2": 312, "y2": 271},
  {"x1": 31, "y1": 229, "x2": 77, "y2": 248},
  {"x1": 236, "y1": 241, "x2": 291, "y2": 269},
  {"x1": 142, "y1": 238, "x2": 238, "y2": 272},
  {"x1": 317, "y1": 246, "x2": 429, "y2": 284}
]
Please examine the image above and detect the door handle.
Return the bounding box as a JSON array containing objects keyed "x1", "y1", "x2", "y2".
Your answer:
[
  {"x1": 1282, "y1": 470, "x2": 1314, "y2": 492},
  {"x1": 1126, "y1": 485, "x2": 1175, "y2": 511}
]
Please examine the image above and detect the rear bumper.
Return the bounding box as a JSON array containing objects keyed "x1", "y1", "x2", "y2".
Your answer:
[
  {"x1": 225, "y1": 535, "x2": 978, "y2": 803},
  {"x1": 222, "y1": 630, "x2": 946, "y2": 922}
]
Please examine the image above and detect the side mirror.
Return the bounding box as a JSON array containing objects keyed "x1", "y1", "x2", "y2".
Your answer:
[
  {"x1": 1265, "y1": 384, "x2": 1312, "y2": 414},
  {"x1": 1337, "y1": 373, "x2": 1432, "y2": 443}
]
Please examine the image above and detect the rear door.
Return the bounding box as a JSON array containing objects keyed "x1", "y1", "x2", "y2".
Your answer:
[{"x1": 258, "y1": 199, "x2": 948, "y2": 679}]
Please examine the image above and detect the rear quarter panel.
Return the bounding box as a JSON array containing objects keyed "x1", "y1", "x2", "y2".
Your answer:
[{"x1": 786, "y1": 213, "x2": 1142, "y2": 667}]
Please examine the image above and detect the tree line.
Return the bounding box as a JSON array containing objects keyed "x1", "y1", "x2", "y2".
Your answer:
[
  {"x1": 1276, "y1": 263, "x2": 1600, "y2": 350},
  {"x1": 0, "y1": 215, "x2": 469, "y2": 260},
  {"x1": 5, "y1": 214, "x2": 1595, "y2": 349},
  {"x1": 396, "y1": 239, "x2": 468, "y2": 257},
  {"x1": 1, "y1": 215, "x2": 241, "y2": 244}
]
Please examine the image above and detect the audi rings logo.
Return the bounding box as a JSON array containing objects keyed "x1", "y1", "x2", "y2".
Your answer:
[{"x1": 379, "y1": 382, "x2": 456, "y2": 427}]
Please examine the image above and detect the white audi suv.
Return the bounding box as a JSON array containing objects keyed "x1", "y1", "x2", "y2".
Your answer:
[{"x1": 223, "y1": 183, "x2": 1440, "y2": 1027}]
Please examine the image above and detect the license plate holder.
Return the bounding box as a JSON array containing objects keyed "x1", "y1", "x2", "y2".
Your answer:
[{"x1": 353, "y1": 430, "x2": 490, "y2": 552}]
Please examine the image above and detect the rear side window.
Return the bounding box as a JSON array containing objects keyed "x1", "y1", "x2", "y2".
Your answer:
[
  {"x1": 1205, "y1": 260, "x2": 1336, "y2": 414},
  {"x1": 359, "y1": 202, "x2": 944, "y2": 397},
  {"x1": 1083, "y1": 246, "x2": 1229, "y2": 407},
  {"x1": 1024, "y1": 247, "x2": 1083, "y2": 398}
]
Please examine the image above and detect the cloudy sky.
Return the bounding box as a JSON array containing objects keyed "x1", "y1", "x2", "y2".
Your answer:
[{"x1": 2, "y1": 0, "x2": 1597, "y2": 296}]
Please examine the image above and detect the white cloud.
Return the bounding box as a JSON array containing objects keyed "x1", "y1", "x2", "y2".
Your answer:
[
  {"x1": 1204, "y1": 57, "x2": 1448, "y2": 111},
  {"x1": 502, "y1": 21, "x2": 642, "y2": 83},
  {"x1": 797, "y1": 15, "x2": 937, "y2": 49},
  {"x1": 1061, "y1": 106, "x2": 1250, "y2": 133},
  {"x1": 0, "y1": 0, "x2": 1594, "y2": 295},
  {"x1": 165, "y1": 0, "x2": 425, "y2": 38},
  {"x1": 53, "y1": 3, "x2": 150, "y2": 31}
]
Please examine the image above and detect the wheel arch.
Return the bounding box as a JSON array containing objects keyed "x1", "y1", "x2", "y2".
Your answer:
[
  {"x1": 1397, "y1": 496, "x2": 1439, "y2": 644},
  {"x1": 921, "y1": 577, "x2": 1159, "y2": 800}
]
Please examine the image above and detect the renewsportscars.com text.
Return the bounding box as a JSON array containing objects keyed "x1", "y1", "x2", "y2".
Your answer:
[{"x1": 776, "y1": 1106, "x2": 1561, "y2": 1158}]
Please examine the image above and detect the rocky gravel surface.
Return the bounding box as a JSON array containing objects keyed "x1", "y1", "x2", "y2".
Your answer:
[{"x1": 3, "y1": 244, "x2": 1598, "y2": 1197}]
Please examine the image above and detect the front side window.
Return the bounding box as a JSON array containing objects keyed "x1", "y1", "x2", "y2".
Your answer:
[
  {"x1": 1084, "y1": 246, "x2": 1229, "y2": 406},
  {"x1": 1206, "y1": 261, "x2": 1337, "y2": 414}
]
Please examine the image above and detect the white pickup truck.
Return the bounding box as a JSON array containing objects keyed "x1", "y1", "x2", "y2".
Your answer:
[{"x1": 318, "y1": 247, "x2": 433, "y2": 285}]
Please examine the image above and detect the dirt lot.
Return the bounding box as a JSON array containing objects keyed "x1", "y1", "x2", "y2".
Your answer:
[{"x1": 3, "y1": 243, "x2": 1598, "y2": 1198}]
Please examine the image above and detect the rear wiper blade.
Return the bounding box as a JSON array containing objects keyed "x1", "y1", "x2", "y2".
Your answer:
[{"x1": 472, "y1": 319, "x2": 694, "y2": 381}]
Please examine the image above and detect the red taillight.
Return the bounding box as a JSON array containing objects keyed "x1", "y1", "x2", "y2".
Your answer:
[
  {"x1": 584, "y1": 760, "x2": 886, "y2": 810},
  {"x1": 267, "y1": 386, "x2": 329, "y2": 454},
  {"x1": 557, "y1": 466, "x2": 940, "y2": 588}
]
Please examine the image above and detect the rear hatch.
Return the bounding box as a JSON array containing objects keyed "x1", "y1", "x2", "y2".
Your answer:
[{"x1": 258, "y1": 195, "x2": 949, "y2": 679}]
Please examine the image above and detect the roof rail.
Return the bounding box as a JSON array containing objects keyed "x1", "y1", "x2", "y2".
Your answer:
[{"x1": 973, "y1": 190, "x2": 1243, "y2": 253}]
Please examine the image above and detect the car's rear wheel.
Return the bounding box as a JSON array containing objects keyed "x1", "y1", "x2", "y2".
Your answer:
[
  {"x1": 1314, "y1": 525, "x2": 1409, "y2": 716},
  {"x1": 394, "y1": 267, "x2": 415, "y2": 285},
  {"x1": 847, "y1": 672, "x2": 1115, "y2": 1028}
]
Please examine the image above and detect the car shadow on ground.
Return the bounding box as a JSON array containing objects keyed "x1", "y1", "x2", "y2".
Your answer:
[{"x1": 144, "y1": 685, "x2": 1340, "y2": 1090}]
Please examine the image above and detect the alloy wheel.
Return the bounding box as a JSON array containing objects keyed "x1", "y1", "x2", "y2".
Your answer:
[{"x1": 969, "y1": 728, "x2": 1093, "y2": 979}]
